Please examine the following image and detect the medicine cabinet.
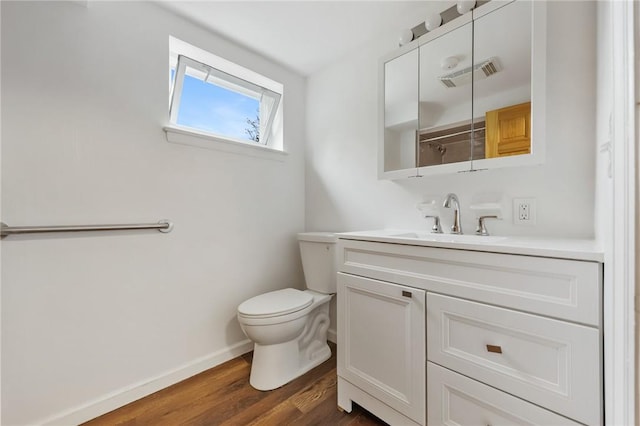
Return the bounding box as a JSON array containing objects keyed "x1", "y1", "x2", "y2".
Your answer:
[{"x1": 379, "y1": 0, "x2": 546, "y2": 179}]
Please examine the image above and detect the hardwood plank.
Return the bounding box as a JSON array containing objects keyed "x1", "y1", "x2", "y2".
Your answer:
[
  {"x1": 245, "y1": 400, "x2": 303, "y2": 426},
  {"x1": 84, "y1": 357, "x2": 252, "y2": 426},
  {"x1": 344, "y1": 409, "x2": 391, "y2": 426},
  {"x1": 153, "y1": 373, "x2": 263, "y2": 425},
  {"x1": 83, "y1": 342, "x2": 387, "y2": 426},
  {"x1": 291, "y1": 383, "x2": 346, "y2": 426},
  {"x1": 298, "y1": 373, "x2": 388, "y2": 426},
  {"x1": 290, "y1": 368, "x2": 337, "y2": 413},
  {"x1": 220, "y1": 347, "x2": 339, "y2": 425}
]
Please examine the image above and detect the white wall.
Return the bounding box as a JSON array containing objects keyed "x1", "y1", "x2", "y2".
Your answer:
[
  {"x1": 1, "y1": 2, "x2": 306, "y2": 425},
  {"x1": 306, "y1": 2, "x2": 597, "y2": 239},
  {"x1": 595, "y1": 0, "x2": 613, "y2": 246}
]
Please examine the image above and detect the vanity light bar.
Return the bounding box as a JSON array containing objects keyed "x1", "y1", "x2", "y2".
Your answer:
[{"x1": 411, "y1": 0, "x2": 491, "y2": 39}]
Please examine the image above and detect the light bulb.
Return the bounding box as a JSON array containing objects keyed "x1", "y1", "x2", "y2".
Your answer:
[
  {"x1": 399, "y1": 28, "x2": 414, "y2": 46},
  {"x1": 424, "y1": 12, "x2": 442, "y2": 32},
  {"x1": 456, "y1": 0, "x2": 476, "y2": 15}
]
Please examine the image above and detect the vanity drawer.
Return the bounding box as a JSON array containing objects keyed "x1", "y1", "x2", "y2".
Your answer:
[
  {"x1": 427, "y1": 362, "x2": 582, "y2": 426},
  {"x1": 339, "y1": 239, "x2": 601, "y2": 325},
  {"x1": 427, "y1": 293, "x2": 601, "y2": 425}
]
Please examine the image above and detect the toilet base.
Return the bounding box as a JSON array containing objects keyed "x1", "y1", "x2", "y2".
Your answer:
[
  {"x1": 249, "y1": 294, "x2": 332, "y2": 391},
  {"x1": 249, "y1": 340, "x2": 331, "y2": 391}
]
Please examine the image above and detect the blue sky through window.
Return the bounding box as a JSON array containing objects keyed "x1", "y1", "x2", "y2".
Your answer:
[{"x1": 176, "y1": 73, "x2": 259, "y2": 141}]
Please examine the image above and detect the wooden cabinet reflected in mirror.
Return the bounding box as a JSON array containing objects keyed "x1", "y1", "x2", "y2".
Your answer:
[{"x1": 485, "y1": 101, "x2": 531, "y2": 158}]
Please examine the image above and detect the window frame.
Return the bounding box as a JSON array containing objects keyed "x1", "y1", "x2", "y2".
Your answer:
[{"x1": 165, "y1": 36, "x2": 285, "y2": 157}]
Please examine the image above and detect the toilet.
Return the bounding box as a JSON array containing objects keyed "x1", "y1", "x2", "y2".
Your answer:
[{"x1": 237, "y1": 232, "x2": 337, "y2": 391}]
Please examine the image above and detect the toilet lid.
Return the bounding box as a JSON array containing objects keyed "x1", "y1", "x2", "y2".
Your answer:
[{"x1": 238, "y1": 288, "x2": 313, "y2": 318}]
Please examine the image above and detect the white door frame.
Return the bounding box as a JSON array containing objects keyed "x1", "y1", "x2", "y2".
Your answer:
[{"x1": 604, "y1": 0, "x2": 636, "y2": 424}]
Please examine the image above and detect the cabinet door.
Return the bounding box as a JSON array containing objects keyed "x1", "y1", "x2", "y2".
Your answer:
[
  {"x1": 473, "y1": 0, "x2": 533, "y2": 163},
  {"x1": 337, "y1": 273, "x2": 425, "y2": 425}
]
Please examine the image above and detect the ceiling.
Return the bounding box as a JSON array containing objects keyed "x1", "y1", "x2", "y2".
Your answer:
[{"x1": 158, "y1": 1, "x2": 447, "y2": 76}]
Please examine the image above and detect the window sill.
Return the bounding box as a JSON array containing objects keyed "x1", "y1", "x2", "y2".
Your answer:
[{"x1": 163, "y1": 126, "x2": 288, "y2": 161}]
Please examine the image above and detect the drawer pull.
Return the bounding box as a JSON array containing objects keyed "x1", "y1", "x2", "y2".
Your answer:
[
  {"x1": 402, "y1": 290, "x2": 412, "y2": 298},
  {"x1": 486, "y1": 344, "x2": 502, "y2": 354}
]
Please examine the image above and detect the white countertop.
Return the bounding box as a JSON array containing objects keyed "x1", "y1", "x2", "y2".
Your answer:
[{"x1": 337, "y1": 229, "x2": 604, "y2": 262}]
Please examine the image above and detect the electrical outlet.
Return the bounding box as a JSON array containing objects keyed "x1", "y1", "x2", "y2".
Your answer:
[{"x1": 513, "y1": 198, "x2": 536, "y2": 225}]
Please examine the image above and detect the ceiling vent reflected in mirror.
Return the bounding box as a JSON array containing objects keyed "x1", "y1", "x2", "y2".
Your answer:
[{"x1": 439, "y1": 57, "x2": 501, "y2": 88}]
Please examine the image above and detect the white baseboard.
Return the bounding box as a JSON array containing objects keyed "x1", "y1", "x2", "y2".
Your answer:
[
  {"x1": 39, "y1": 339, "x2": 253, "y2": 426},
  {"x1": 328, "y1": 328, "x2": 337, "y2": 344}
]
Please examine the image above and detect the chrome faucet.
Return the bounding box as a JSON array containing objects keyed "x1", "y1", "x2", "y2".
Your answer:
[{"x1": 443, "y1": 193, "x2": 462, "y2": 234}]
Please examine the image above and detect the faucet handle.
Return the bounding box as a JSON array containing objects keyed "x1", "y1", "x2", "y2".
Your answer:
[
  {"x1": 476, "y1": 215, "x2": 498, "y2": 236},
  {"x1": 425, "y1": 215, "x2": 443, "y2": 233}
]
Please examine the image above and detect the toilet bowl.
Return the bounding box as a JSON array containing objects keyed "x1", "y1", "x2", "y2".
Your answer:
[{"x1": 237, "y1": 232, "x2": 337, "y2": 391}]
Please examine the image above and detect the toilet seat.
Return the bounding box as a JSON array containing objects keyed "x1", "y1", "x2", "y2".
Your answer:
[{"x1": 238, "y1": 288, "x2": 313, "y2": 319}]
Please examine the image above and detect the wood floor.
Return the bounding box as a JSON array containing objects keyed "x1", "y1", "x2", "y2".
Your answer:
[{"x1": 83, "y1": 343, "x2": 387, "y2": 425}]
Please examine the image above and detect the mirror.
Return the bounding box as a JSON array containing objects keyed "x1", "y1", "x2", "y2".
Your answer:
[
  {"x1": 418, "y1": 20, "x2": 473, "y2": 168},
  {"x1": 382, "y1": 48, "x2": 418, "y2": 173},
  {"x1": 471, "y1": 1, "x2": 532, "y2": 163},
  {"x1": 379, "y1": 0, "x2": 542, "y2": 179}
]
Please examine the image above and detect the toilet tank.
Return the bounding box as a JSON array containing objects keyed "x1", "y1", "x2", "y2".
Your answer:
[{"x1": 297, "y1": 232, "x2": 338, "y2": 294}]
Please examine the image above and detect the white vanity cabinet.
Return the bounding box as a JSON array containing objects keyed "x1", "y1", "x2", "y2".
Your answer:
[
  {"x1": 337, "y1": 274, "x2": 426, "y2": 426},
  {"x1": 336, "y1": 237, "x2": 603, "y2": 426}
]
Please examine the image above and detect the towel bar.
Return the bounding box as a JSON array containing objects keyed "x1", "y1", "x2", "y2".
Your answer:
[{"x1": 0, "y1": 220, "x2": 173, "y2": 238}]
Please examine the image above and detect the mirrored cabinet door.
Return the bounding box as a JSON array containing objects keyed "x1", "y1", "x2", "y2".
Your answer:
[
  {"x1": 378, "y1": 0, "x2": 544, "y2": 180},
  {"x1": 471, "y1": 1, "x2": 533, "y2": 163},
  {"x1": 382, "y1": 48, "x2": 419, "y2": 173},
  {"x1": 418, "y1": 21, "x2": 473, "y2": 170}
]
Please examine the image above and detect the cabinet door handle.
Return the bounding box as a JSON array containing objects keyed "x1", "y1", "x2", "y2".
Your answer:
[
  {"x1": 486, "y1": 344, "x2": 502, "y2": 354},
  {"x1": 402, "y1": 290, "x2": 412, "y2": 298}
]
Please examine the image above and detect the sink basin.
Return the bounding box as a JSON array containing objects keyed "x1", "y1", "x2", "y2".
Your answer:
[{"x1": 389, "y1": 232, "x2": 507, "y2": 244}]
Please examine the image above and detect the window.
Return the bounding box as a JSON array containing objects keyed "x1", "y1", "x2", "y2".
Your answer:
[{"x1": 166, "y1": 37, "x2": 284, "y2": 154}]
